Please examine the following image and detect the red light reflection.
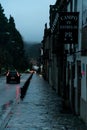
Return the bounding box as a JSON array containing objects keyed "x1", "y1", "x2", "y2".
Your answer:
[{"x1": 16, "y1": 85, "x2": 21, "y2": 103}]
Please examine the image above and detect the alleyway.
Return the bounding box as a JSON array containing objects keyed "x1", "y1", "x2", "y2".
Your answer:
[{"x1": 5, "y1": 73, "x2": 87, "y2": 130}]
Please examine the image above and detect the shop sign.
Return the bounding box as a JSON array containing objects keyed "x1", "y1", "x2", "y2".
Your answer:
[{"x1": 59, "y1": 12, "x2": 79, "y2": 44}]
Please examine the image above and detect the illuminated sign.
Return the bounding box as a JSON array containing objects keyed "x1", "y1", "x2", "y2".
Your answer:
[{"x1": 59, "y1": 12, "x2": 79, "y2": 44}]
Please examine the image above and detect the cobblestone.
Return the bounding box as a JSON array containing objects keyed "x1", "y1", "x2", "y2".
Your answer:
[{"x1": 4, "y1": 74, "x2": 87, "y2": 130}]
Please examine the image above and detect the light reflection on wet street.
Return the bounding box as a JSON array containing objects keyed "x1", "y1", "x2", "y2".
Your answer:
[
  {"x1": 2, "y1": 100, "x2": 13, "y2": 111},
  {"x1": 4, "y1": 74, "x2": 87, "y2": 130},
  {"x1": 0, "y1": 74, "x2": 30, "y2": 128}
]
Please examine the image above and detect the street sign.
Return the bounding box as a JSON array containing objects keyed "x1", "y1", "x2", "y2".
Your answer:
[{"x1": 59, "y1": 12, "x2": 79, "y2": 44}]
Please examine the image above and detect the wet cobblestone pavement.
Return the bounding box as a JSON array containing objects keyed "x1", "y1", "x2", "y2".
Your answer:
[{"x1": 5, "y1": 74, "x2": 87, "y2": 130}]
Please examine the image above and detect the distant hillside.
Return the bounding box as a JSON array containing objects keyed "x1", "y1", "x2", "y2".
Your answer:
[{"x1": 24, "y1": 43, "x2": 41, "y2": 60}]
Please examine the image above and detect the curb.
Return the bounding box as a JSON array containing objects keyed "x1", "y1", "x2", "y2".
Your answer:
[
  {"x1": 0, "y1": 100, "x2": 16, "y2": 130},
  {"x1": 20, "y1": 73, "x2": 33, "y2": 100}
]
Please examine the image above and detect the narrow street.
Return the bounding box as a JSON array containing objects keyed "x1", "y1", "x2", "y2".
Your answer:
[{"x1": 5, "y1": 73, "x2": 87, "y2": 130}]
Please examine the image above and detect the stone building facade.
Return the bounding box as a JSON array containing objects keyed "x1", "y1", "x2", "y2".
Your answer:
[{"x1": 42, "y1": 0, "x2": 87, "y2": 123}]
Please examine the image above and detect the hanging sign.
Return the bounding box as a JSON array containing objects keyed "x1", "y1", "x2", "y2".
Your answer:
[{"x1": 59, "y1": 12, "x2": 79, "y2": 44}]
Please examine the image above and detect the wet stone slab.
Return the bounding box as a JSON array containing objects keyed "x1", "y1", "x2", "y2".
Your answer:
[
  {"x1": 4, "y1": 74, "x2": 87, "y2": 130},
  {"x1": 4, "y1": 102, "x2": 87, "y2": 130}
]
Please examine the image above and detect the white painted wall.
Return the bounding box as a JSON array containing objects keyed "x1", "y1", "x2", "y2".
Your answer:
[
  {"x1": 81, "y1": 57, "x2": 87, "y2": 101},
  {"x1": 77, "y1": 0, "x2": 82, "y2": 51}
]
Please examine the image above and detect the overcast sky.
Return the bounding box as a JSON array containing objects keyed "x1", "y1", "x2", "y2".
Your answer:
[{"x1": 0, "y1": 0, "x2": 56, "y2": 43}]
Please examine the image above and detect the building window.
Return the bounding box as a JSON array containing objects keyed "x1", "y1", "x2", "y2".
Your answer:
[
  {"x1": 74, "y1": 0, "x2": 77, "y2": 11},
  {"x1": 67, "y1": 0, "x2": 73, "y2": 12},
  {"x1": 70, "y1": 0, "x2": 73, "y2": 11}
]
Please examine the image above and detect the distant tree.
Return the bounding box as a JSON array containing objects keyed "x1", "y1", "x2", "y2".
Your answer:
[
  {"x1": 8, "y1": 15, "x2": 27, "y2": 71},
  {"x1": 0, "y1": 4, "x2": 9, "y2": 45},
  {"x1": 0, "y1": 4, "x2": 10, "y2": 71},
  {"x1": 0, "y1": 4, "x2": 28, "y2": 72}
]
